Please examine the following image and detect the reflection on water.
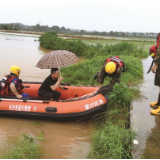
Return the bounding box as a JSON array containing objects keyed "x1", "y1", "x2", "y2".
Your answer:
[
  {"x1": 0, "y1": 32, "x2": 92, "y2": 159},
  {"x1": 131, "y1": 57, "x2": 159, "y2": 158},
  {"x1": 143, "y1": 116, "x2": 160, "y2": 158}
]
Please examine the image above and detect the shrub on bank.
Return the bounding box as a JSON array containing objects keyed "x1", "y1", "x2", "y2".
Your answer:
[{"x1": 39, "y1": 32, "x2": 148, "y2": 58}]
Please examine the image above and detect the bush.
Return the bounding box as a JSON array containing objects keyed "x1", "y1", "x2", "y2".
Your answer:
[
  {"x1": 39, "y1": 32, "x2": 148, "y2": 58},
  {"x1": 109, "y1": 82, "x2": 131, "y2": 107}
]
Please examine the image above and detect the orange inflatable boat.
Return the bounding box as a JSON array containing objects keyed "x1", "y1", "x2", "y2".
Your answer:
[{"x1": 0, "y1": 82, "x2": 108, "y2": 121}]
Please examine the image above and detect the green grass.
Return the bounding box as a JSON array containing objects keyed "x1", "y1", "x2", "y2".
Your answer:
[
  {"x1": 72, "y1": 38, "x2": 155, "y2": 52},
  {"x1": 89, "y1": 122, "x2": 133, "y2": 159},
  {"x1": 0, "y1": 134, "x2": 43, "y2": 159},
  {"x1": 88, "y1": 82, "x2": 135, "y2": 159}
]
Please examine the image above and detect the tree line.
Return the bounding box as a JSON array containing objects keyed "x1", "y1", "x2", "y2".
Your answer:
[{"x1": 0, "y1": 23, "x2": 157, "y2": 37}]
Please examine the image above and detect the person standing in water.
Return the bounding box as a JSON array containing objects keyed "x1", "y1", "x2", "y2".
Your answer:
[{"x1": 150, "y1": 33, "x2": 160, "y2": 115}]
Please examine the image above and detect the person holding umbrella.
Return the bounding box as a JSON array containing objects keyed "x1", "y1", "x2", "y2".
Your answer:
[
  {"x1": 38, "y1": 68, "x2": 63, "y2": 100},
  {"x1": 36, "y1": 50, "x2": 78, "y2": 100}
]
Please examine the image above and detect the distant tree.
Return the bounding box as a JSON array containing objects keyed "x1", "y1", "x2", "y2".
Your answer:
[
  {"x1": 60, "y1": 26, "x2": 66, "y2": 31},
  {"x1": 80, "y1": 30, "x2": 85, "y2": 34},
  {"x1": 34, "y1": 24, "x2": 41, "y2": 31},
  {"x1": 3, "y1": 25, "x2": 8, "y2": 30},
  {"x1": 101, "y1": 32, "x2": 107, "y2": 36},
  {"x1": 8, "y1": 24, "x2": 13, "y2": 30},
  {"x1": 109, "y1": 31, "x2": 114, "y2": 36},
  {"x1": 114, "y1": 32, "x2": 119, "y2": 36},
  {"x1": 0, "y1": 24, "x2": 4, "y2": 29},
  {"x1": 51, "y1": 25, "x2": 60, "y2": 31}
]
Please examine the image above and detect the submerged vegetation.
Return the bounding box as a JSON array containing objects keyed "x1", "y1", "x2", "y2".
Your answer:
[{"x1": 39, "y1": 32, "x2": 148, "y2": 159}]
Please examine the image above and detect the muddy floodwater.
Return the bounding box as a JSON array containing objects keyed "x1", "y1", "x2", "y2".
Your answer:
[
  {"x1": 131, "y1": 57, "x2": 160, "y2": 158},
  {"x1": 0, "y1": 32, "x2": 92, "y2": 159}
]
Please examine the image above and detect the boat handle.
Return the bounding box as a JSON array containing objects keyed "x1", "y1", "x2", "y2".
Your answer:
[{"x1": 0, "y1": 98, "x2": 49, "y2": 103}]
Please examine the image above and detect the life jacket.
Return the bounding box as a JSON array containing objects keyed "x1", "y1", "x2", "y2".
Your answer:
[
  {"x1": 105, "y1": 56, "x2": 124, "y2": 73},
  {"x1": 0, "y1": 74, "x2": 23, "y2": 96}
]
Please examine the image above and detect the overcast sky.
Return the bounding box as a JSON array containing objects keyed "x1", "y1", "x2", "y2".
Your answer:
[{"x1": 0, "y1": 0, "x2": 159, "y2": 32}]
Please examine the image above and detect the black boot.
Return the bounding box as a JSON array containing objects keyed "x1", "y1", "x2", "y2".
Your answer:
[
  {"x1": 156, "y1": 93, "x2": 160, "y2": 106},
  {"x1": 150, "y1": 93, "x2": 160, "y2": 107}
]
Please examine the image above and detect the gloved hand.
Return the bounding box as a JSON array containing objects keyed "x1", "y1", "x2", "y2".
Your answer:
[{"x1": 97, "y1": 84, "x2": 113, "y2": 95}]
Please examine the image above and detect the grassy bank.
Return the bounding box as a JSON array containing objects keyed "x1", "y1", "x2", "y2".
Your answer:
[
  {"x1": 61, "y1": 66, "x2": 140, "y2": 158},
  {"x1": 39, "y1": 32, "x2": 148, "y2": 159},
  {"x1": 61, "y1": 55, "x2": 143, "y2": 159},
  {"x1": 0, "y1": 135, "x2": 42, "y2": 159}
]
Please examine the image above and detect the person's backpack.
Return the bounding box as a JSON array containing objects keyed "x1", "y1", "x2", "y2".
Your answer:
[
  {"x1": 149, "y1": 33, "x2": 160, "y2": 59},
  {"x1": 149, "y1": 46, "x2": 157, "y2": 59},
  {"x1": 147, "y1": 33, "x2": 160, "y2": 73}
]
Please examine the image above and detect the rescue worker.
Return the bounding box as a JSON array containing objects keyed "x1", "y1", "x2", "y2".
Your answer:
[
  {"x1": 150, "y1": 33, "x2": 160, "y2": 115},
  {"x1": 94, "y1": 56, "x2": 124, "y2": 87},
  {"x1": 1, "y1": 66, "x2": 23, "y2": 99}
]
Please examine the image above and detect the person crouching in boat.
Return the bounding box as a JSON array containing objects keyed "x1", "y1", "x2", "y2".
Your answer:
[
  {"x1": 94, "y1": 56, "x2": 125, "y2": 87},
  {"x1": 38, "y1": 68, "x2": 64, "y2": 100},
  {"x1": 0, "y1": 66, "x2": 24, "y2": 99}
]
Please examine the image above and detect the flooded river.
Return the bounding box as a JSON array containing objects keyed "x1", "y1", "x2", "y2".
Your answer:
[
  {"x1": 131, "y1": 57, "x2": 160, "y2": 158},
  {"x1": 0, "y1": 32, "x2": 92, "y2": 159}
]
